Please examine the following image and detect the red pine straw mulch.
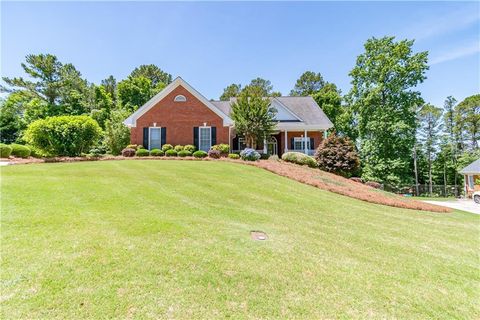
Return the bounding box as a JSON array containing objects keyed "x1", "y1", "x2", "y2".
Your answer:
[
  {"x1": 238, "y1": 160, "x2": 451, "y2": 213},
  {"x1": 3, "y1": 156, "x2": 450, "y2": 213}
]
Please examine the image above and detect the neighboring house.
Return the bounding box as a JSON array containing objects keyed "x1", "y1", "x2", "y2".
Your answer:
[
  {"x1": 123, "y1": 77, "x2": 333, "y2": 155},
  {"x1": 460, "y1": 159, "x2": 480, "y2": 198}
]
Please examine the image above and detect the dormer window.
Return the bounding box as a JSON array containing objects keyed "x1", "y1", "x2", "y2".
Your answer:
[{"x1": 174, "y1": 95, "x2": 186, "y2": 102}]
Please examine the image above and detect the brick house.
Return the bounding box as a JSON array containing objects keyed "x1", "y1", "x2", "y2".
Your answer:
[
  {"x1": 123, "y1": 77, "x2": 333, "y2": 155},
  {"x1": 460, "y1": 159, "x2": 480, "y2": 198}
]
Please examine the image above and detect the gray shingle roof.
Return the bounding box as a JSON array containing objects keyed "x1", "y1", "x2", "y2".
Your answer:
[
  {"x1": 211, "y1": 96, "x2": 333, "y2": 128},
  {"x1": 460, "y1": 158, "x2": 480, "y2": 174}
]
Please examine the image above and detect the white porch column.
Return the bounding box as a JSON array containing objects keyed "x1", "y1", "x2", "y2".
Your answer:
[
  {"x1": 263, "y1": 138, "x2": 268, "y2": 154},
  {"x1": 284, "y1": 130, "x2": 288, "y2": 153},
  {"x1": 304, "y1": 129, "x2": 308, "y2": 154}
]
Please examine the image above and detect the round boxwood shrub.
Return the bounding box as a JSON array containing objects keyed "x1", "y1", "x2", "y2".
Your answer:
[
  {"x1": 10, "y1": 144, "x2": 31, "y2": 158},
  {"x1": 24, "y1": 115, "x2": 102, "y2": 157},
  {"x1": 177, "y1": 150, "x2": 192, "y2": 157},
  {"x1": 208, "y1": 149, "x2": 221, "y2": 159},
  {"x1": 122, "y1": 148, "x2": 136, "y2": 157},
  {"x1": 259, "y1": 153, "x2": 270, "y2": 160},
  {"x1": 174, "y1": 145, "x2": 184, "y2": 152},
  {"x1": 211, "y1": 144, "x2": 230, "y2": 156},
  {"x1": 281, "y1": 152, "x2": 317, "y2": 168},
  {"x1": 240, "y1": 148, "x2": 260, "y2": 161},
  {"x1": 136, "y1": 148, "x2": 150, "y2": 156},
  {"x1": 228, "y1": 153, "x2": 240, "y2": 159},
  {"x1": 193, "y1": 150, "x2": 208, "y2": 158},
  {"x1": 165, "y1": 149, "x2": 177, "y2": 157},
  {"x1": 150, "y1": 149, "x2": 164, "y2": 157},
  {"x1": 184, "y1": 144, "x2": 196, "y2": 153},
  {"x1": 162, "y1": 144, "x2": 173, "y2": 151},
  {"x1": 0, "y1": 144, "x2": 12, "y2": 158}
]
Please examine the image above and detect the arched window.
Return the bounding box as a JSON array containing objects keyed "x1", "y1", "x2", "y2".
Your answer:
[{"x1": 174, "y1": 95, "x2": 187, "y2": 102}]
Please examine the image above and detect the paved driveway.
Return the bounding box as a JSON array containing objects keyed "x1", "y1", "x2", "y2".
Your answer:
[{"x1": 422, "y1": 199, "x2": 480, "y2": 214}]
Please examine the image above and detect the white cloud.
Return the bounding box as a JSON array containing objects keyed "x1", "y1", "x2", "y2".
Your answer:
[
  {"x1": 405, "y1": 6, "x2": 479, "y2": 41},
  {"x1": 430, "y1": 42, "x2": 480, "y2": 65}
]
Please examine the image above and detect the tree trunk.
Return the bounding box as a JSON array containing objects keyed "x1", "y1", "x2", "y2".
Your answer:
[
  {"x1": 443, "y1": 161, "x2": 447, "y2": 197},
  {"x1": 428, "y1": 152, "x2": 432, "y2": 196},
  {"x1": 413, "y1": 145, "x2": 419, "y2": 196}
]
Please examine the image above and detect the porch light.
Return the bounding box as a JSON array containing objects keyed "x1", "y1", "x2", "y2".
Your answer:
[{"x1": 153, "y1": 122, "x2": 157, "y2": 127}]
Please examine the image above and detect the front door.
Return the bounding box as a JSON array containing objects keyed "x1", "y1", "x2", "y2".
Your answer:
[{"x1": 267, "y1": 136, "x2": 278, "y2": 155}]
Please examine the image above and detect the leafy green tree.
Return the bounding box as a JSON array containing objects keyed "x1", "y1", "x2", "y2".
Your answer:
[
  {"x1": 231, "y1": 88, "x2": 277, "y2": 149},
  {"x1": 442, "y1": 96, "x2": 460, "y2": 194},
  {"x1": 90, "y1": 85, "x2": 115, "y2": 129},
  {"x1": 0, "y1": 95, "x2": 26, "y2": 143},
  {"x1": 247, "y1": 78, "x2": 281, "y2": 97},
  {"x1": 455, "y1": 94, "x2": 480, "y2": 150},
  {"x1": 129, "y1": 64, "x2": 172, "y2": 87},
  {"x1": 290, "y1": 71, "x2": 325, "y2": 96},
  {"x1": 103, "y1": 109, "x2": 130, "y2": 155},
  {"x1": 418, "y1": 103, "x2": 443, "y2": 195},
  {"x1": 117, "y1": 76, "x2": 161, "y2": 112},
  {"x1": 220, "y1": 84, "x2": 242, "y2": 101},
  {"x1": 312, "y1": 83, "x2": 344, "y2": 131},
  {"x1": 101, "y1": 75, "x2": 117, "y2": 103},
  {"x1": 347, "y1": 36, "x2": 428, "y2": 184}
]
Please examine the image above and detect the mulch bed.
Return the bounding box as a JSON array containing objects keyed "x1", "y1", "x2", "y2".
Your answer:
[{"x1": 2, "y1": 156, "x2": 450, "y2": 213}]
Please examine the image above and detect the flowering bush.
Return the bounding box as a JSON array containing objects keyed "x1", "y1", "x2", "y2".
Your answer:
[
  {"x1": 211, "y1": 144, "x2": 230, "y2": 155},
  {"x1": 240, "y1": 148, "x2": 260, "y2": 161},
  {"x1": 208, "y1": 149, "x2": 221, "y2": 159},
  {"x1": 184, "y1": 144, "x2": 196, "y2": 153},
  {"x1": 228, "y1": 153, "x2": 240, "y2": 159},
  {"x1": 121, "y1": 148, "x2": 136, "y2": 157},
  {"x1": 162, "y1": 144, "x2": 173, "y2": 151},
  {"x1": 150, "y1": 149, "x2": 164, "y2": 157},
  {"x1": 177, "y1": 150, "x2": 192, "y2": 157},
  {"x1": 193, "y1": 150, "x2": 208, "y2": 158},
  {"x1": 174, "y1": 145, "x2": 184, "y2": 152}
]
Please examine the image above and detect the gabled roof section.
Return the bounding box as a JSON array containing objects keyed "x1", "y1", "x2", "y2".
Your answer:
[
  {"x1": 460, "y1": 159, "x2": 480, "y2": 174},
  {"x1": 123, "y1": 77, "x2": 233, "y2": 127}
]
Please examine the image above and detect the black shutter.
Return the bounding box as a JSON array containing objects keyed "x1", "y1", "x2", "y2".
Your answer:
[
  {"x1": 310, "y1": 137, "x2": 314, "y2": 150},
  {"x1": 161, "y1": 127, "x2": 167, "y2": 147},
  {"x1": 290, "y1": 138, "x2": 294, "y2": 150},
  {"x1": 232, "y1": 136, "x2": 239, "y2": 151},
  {"x1": 143, "y1": 127, "x2": 149, "y2": 149},
  {"x1": 193, "y1": 127, "x2": 199, "y2": 150},
  {"x1": 211, "y1": 127, "x2": 216, "y2": 146}
]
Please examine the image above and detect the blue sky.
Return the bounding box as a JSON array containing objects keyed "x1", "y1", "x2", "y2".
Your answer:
[{"x1": 2, "y1": 1, "x2": 479, "y2": 106}]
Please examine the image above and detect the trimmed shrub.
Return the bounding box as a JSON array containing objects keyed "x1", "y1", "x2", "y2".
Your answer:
[
  {"x1": 365, "y1": 181, "x2": 382, "y2": 189},
  {"x1": 150, "y1": 149, "x2": 164, "y2": 157},
  {"x1": 240, "y1": 148, "x2": 261, "y2": 161},
  {"x1": 174, "y1": 145, "x2": 184, "y2": 152},
  {"x1": 184, "y1": 144, "x2": 196, "y2": 153},
  {"x1": 10, "y1": 144, "x2": 31, "y2": 158},
  {"x1": 350, "y1": 177, "x2": 363, "y2": 184},
  {"x1": 208, "y1": 149, "x2": 221, "y2": 159},
  {"x1": 177, "y1": 150, "x2": 192, "y2": 157},
  {"x1": 165, "y1": 149, "x2": 177, "y2": 157},
  {"x1": 228, "y1": 153, "x2": 240, "y2": 159},
  {"x1": 211, "y1": 144, "x2": 230, "y2": 155},
  {"x1": 27, "y1": 145, "x2": 44, "y2": 158},
  {"x1": 315, "y1": 134, "x2": 360, "y2": 177},
  {"x1": 127, "y1": 144, "x2": 139, "y2": 150},
  {"x1": 162, "y1": 144, "x2": 173, "y2": 151},
  {"x1": 24, "y1": 115, "x2": 102, "y2": 157},
  {"x1": 282, "y1": 152, "x2": 317, "y2": 168},
  {"x1": 0, "y1": 144, "x2": 12, "y2": 158},
  {"x1": 88, "y1": 147, "x2": 103, "y2": 158},
  {"x1": 136, "y1": 149, "x2": 150, "y2": 156},
  {"x1": 122, "y1": 148, "x2": 136, "y2": 157},
  {"x1": 193, "y1": 150, "x2": 208, "y2": 158},
  {"x1": 259, "y1": 153, "x2": 270, "y2": 160}
]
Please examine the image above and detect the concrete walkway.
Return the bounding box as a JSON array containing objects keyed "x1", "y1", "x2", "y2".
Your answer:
[{"x1": 422, "y1": 199, "x2": 480, "y2": 214}]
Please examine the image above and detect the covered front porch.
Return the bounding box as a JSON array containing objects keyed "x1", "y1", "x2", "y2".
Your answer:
[{"x1": 231, "y1": 127, "x2": 329, "y2": 156}]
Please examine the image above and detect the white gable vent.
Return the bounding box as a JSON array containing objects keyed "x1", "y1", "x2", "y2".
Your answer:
[{"x1": 174, "y1": 95, "x2": 186, "y2": 102}]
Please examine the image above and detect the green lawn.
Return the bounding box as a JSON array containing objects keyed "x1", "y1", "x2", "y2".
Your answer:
[{"x1": 1, "y1": 160, "x2": 479, "y2": 319}]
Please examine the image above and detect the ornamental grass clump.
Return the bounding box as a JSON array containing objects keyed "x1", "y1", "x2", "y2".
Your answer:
[{"x1": 240, "y1": 148, "x2": 260, "y2": 161}]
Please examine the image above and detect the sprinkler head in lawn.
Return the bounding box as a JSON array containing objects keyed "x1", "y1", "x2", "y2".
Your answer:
[{"x1": 250, "y1": 231, "x2": 268, "y2": 241}]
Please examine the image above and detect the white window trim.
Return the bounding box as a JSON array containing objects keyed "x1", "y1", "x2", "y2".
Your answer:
[
  {"x1": 174, "y1": 94, "x2": 186, "y2": 102},
  {"x1": 149, "y1": 127, "x2": 162, "y2": 150},
  {"x1": 293, "y1": 137, "x2": 310, "y2": 150},
  {"x1": 199, "y1": 126, "x2": 212, "y2": 151}
]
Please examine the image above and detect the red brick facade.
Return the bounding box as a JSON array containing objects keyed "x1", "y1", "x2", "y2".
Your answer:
[{"x1": 130, "y1": 85, "x2": 229, "y2": 147}]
